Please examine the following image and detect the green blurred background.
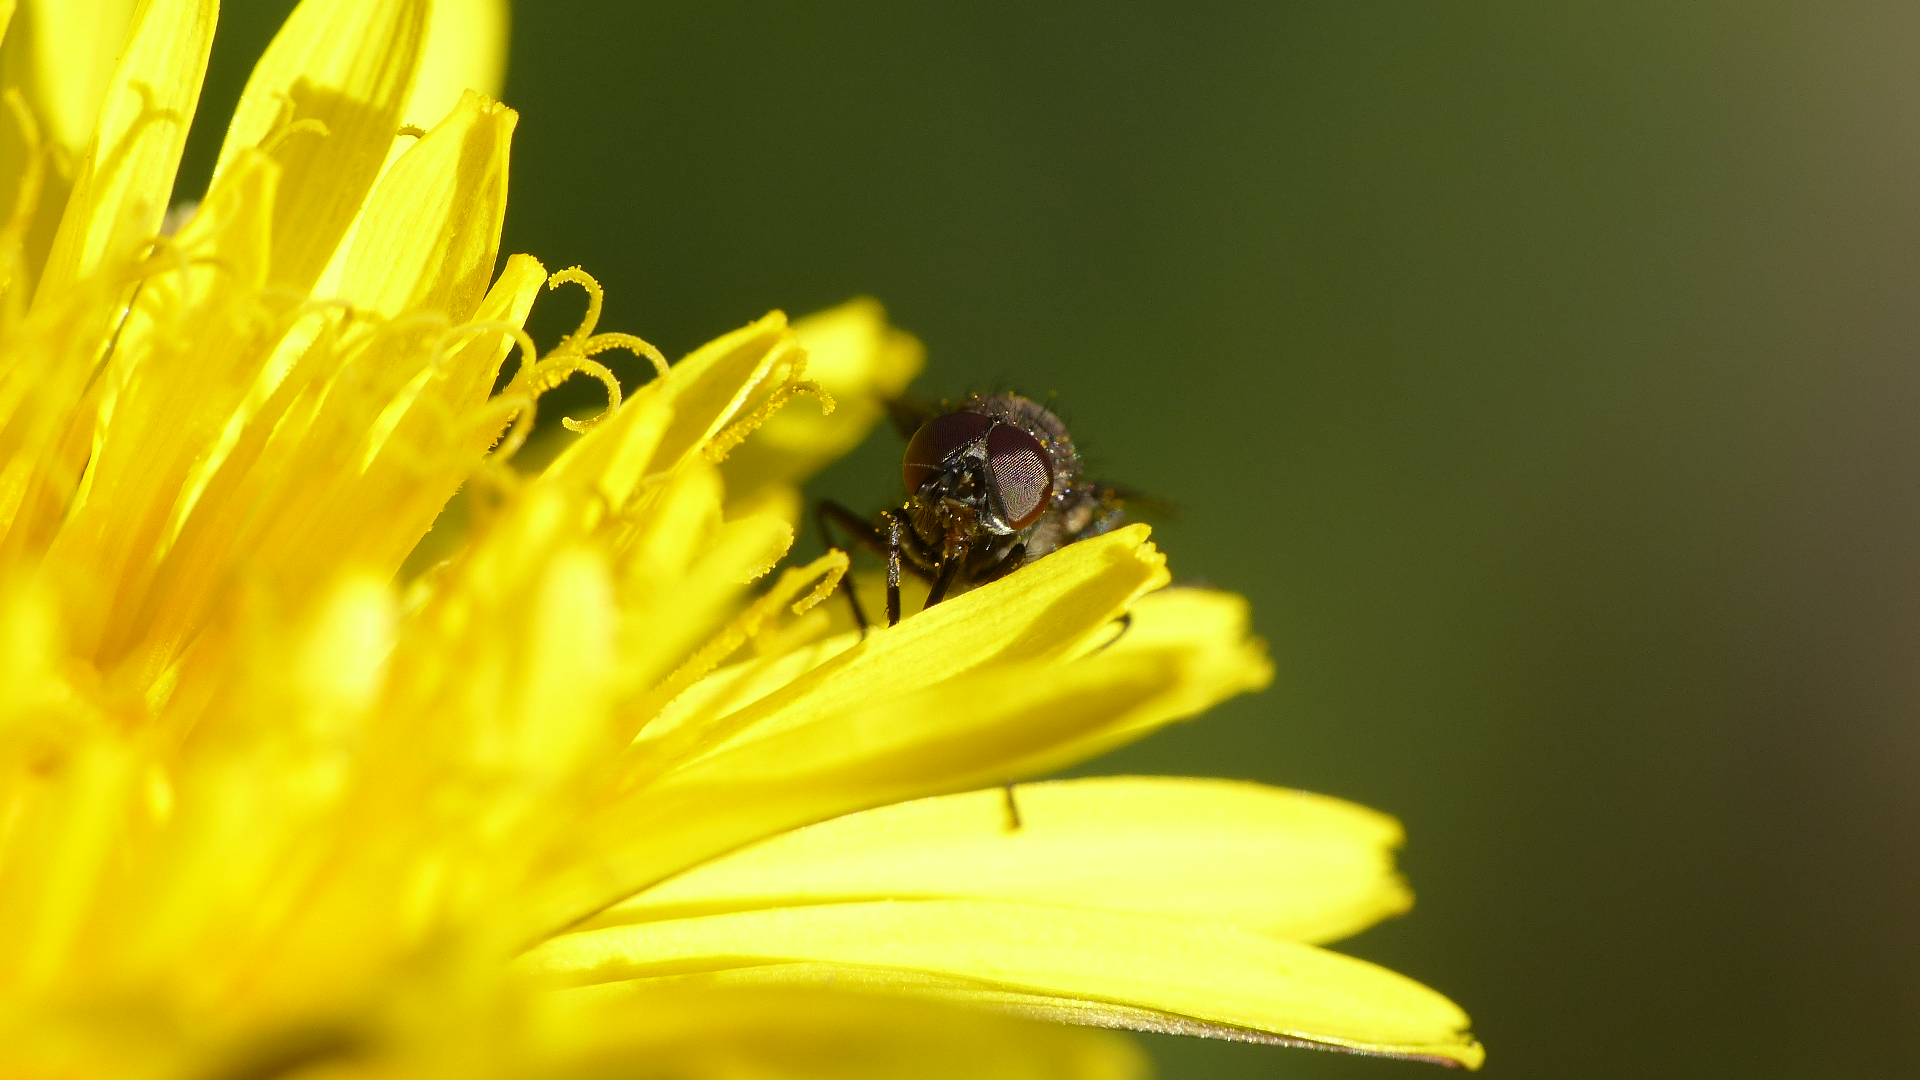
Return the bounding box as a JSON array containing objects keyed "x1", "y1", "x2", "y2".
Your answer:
[{"x1": 188, "y1": 3, "x2": 1918, "y2": 1077}]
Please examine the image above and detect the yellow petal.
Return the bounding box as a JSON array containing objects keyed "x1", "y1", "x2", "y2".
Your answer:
[
  {"x1": 78, "y1": 246, "x2": 541, "y2": 688},
  {"x1": 306, "y1": 0, "x2": 510, "y2": 301},
  {"x1": 532, "y1": 648, "x2": 1183, "y2": 939},
  {"x1": 33, "y1": 0, "x2": 216, "y2": 303},
  {"x1": 0, "y1": 0, "x2": 137, "y2": 156},
  {"x1": 634, "y1": 631, "x2": 859, "y2": 760},
  {"x1": 537, "y1": 983, "x2": 1146, "y2": 1080},
  {"x1": 600, "y1": 776, "x2": 1411, "y2": 945},
  {"x1": 647, "y1": 311, "x2": 804, "y2": 475},
  {"x1": 334, "y1": 252, "x2": 546, "y2": 572},
  {"x1": 1028, "y1": 585, "x2": 1274, "y2": 768},
  {"x1": 535, "y1": 310, "x2": 819, "y2": 534},
  {"x1": 523, "y1": 559, "x2": 1260, "y2": 938},
  {"x1": 642, "y1": 523, "x2": 1170, "y2": 768},
  {"x1": 245, "y1": 518, "x2": 628, "y2": 997},
  {"x1": 213, "y1": 0, "x2": 428, "y2": 297},
  {"x1": 720, "y1": 297, "x2": 923, "y2": 512},
  {"x1": 42, "y1": 148, "x2": 283, "y2": 668},
  {"x1": 0, "y1": 0, "x2": 139, "y2": 288},
  {"x1": 486, "y1": 545, "x2": 621, "y2": 782},
  {"x1": 0, "y1": 570, "x2": 66, "y2": 722},
  {"x1": 0, "y1": 729, "x2": 137, "y2": 988},
  {"x1": 411, "y1": 0, "x2": 508, "y2": 132},
  {"x1": 525, "y1": 898, "x2": 1482, "y2": 1069},
  {"x1": 0, "y1": 580, "x2": 133, "y2": 987},
  {"x1": 616, "y1": 456, "x2": 726, "y2": 587},
  {"x1": 615, "y1": 509, "x2": 800, "y2": 700},
  {"x1": 638, "y1": 561, "x2": 1274, "y2": 793},
  {"x1": 335, "y1": 89, "x2": 513, "y2": 320},
  {"x1": 538, "y1": 388, "x2": 675, "y2": 516}
]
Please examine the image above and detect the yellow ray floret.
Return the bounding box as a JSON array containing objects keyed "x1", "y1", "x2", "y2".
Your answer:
[{"x1": 601, "y1": 776, "x2": 1413, "y2": 945}]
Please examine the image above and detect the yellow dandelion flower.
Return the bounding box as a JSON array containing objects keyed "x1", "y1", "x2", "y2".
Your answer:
[{"x1": 0, "y1": 0, "x2": 1484, "y2": 1076}]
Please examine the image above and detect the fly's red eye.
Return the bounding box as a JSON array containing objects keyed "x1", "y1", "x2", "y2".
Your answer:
[
  {"x1": 903, "y1": 412, "x2": 993, "y2": 494},
  {"x1": 985, "y1": 424, "x2": 1053, "y2": 529}
]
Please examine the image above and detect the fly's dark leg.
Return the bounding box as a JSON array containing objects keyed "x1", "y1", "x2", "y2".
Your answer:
[
  {"x1": 820, "y1": 501, "x2": 942, "y2": 630},
  {"x1": 816, "y1": 499, "x2": 886, "y2": 633},
  {"x1": 1002, "y1": 782, "x2": 1022, "y2": 830},
  {"x1": 884, "y1": 513, "x2": 906, "y2": 627},
  {"x1": 969, "y1": 542, "x2": 1027, "y2": 587},
  {"x1": 923, "y1": 539, "x2": 969, "y2": 608}
]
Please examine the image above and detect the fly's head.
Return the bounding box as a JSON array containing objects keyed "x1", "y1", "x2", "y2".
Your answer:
[{"x1": 901, "y1": 406, "x2": 1057, "y2": 558}]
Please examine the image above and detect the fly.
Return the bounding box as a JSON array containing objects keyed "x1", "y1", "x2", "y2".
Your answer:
[{"x1": 816, "y1": 392, "x2": 1129, "y2": 630}]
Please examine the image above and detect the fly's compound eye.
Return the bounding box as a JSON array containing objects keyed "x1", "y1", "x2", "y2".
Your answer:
[
  {"x1": 984, "y1": 423, "x2": 1054, "y2": 529},
  {"x1": 903, "y1": 411, "x2": 994, "y2": 494}
]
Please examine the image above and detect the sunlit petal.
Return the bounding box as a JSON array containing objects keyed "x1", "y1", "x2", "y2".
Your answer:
[
  {"x1": 336, "y1": 89, "x2": 513, "y2": 321},
  {"x1": 540, "y1": 983, "x2": 1147, "y2": 1080},
  {"x1": 0, "y1": 0, "x2": 138, "y2": 155},
  {"x1": 603, "y1": 776, "x2": 1412, "y2": 945},
  {"x1": 527, "y1": 898, "x2": 1484, "y2": 1068},
  {"x1": 33, "y1": 0, "x2": 214, "y2": 302},
  {"x1": 0, "y1": 0, "x2": 137, "y2": 287},
  {"x1": 214, "y1": 0, "x2": 428, "y2": 296},
  {"x1": 412, "y1": 0, "x2": 509, "y2": 130},
  {"x1": 527, "y1": 600, "x2": 1261, "y2": 940},
  {"x1": 721, "y1": 297, "x2": 924, "y2": 519}
]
